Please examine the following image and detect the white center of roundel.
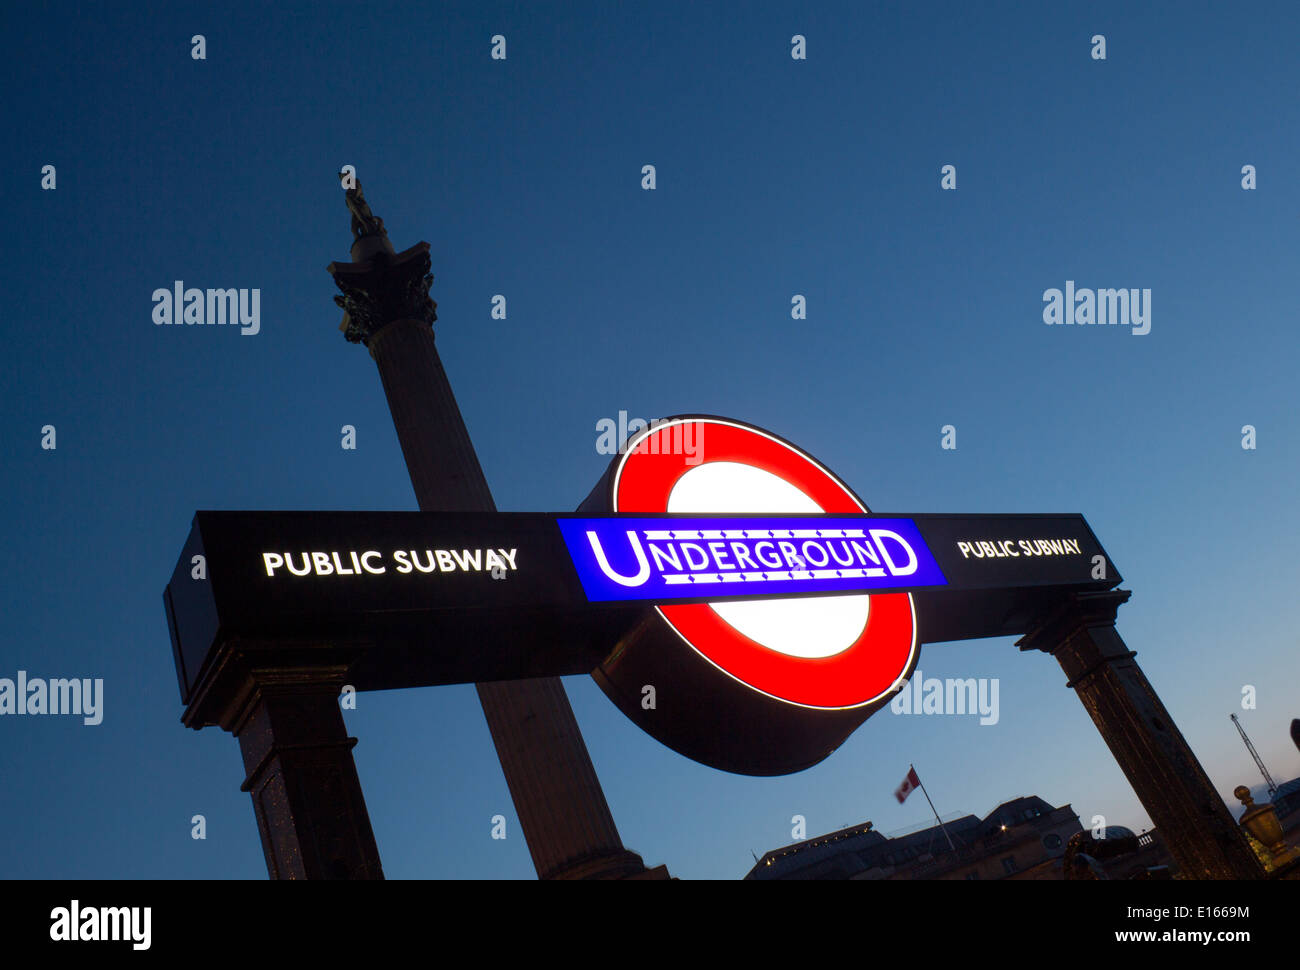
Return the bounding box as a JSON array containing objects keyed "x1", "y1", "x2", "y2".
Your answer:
[{"x1": 666, "y1": 461, "x2": 869, "y2": 659}]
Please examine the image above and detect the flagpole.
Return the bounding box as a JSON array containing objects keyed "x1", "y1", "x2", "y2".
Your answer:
[{"x1": 913, "y1": 763, "x2": 957, "y2": 853}]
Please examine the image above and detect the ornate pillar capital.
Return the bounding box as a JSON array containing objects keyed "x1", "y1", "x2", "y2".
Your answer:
[{"x1": 328, "y1": 242, "x2": 437, "y2": 346}]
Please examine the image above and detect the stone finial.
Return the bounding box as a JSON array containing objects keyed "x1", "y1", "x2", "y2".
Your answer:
[{"x1": 1235, "y1": 783, "x2": 1298, "y2": 869}]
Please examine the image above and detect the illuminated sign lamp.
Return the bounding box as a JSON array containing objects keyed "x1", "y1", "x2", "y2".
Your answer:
[
  {"x1": 576, "y1": 416, "x2": 923, "y2": 775},
  {"x1": 166, "y1": 416, "x2": 1121, "y2": 778}
]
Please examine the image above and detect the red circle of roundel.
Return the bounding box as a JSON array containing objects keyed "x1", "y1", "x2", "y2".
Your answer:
[{"x1": 611, "y1": 417, "x2": 917, "y2": 710}]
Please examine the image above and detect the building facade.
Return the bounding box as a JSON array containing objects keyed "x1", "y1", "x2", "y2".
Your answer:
[{"x1": 745, "y1": 796, "x2": 1171, "y2": 880}]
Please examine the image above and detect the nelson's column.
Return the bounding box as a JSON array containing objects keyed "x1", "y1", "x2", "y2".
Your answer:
[{"x1": 327, "y1": 177, "x2": 664, "y2": 879}]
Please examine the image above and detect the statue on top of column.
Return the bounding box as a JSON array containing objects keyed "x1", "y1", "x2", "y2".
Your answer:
[{"x1": 340, "y1": 173, "x2": 386, "y2": 240}]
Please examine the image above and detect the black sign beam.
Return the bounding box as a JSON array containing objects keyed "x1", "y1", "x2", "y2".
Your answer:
[{"x1": 165, "y1": 509, "x2": 1119, "y2": 711}]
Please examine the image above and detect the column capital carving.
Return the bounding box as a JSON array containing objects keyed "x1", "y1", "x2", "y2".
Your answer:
[{"x1": 327, "y1": 242, "x2": 437, "y2": 346}]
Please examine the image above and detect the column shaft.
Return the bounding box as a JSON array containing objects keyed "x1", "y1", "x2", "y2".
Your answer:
[
  {"x1": 1019, "y1": 591, "x2": 1262, "y2": 879},
  {"x1": 233, "y1": 667, "x2": 384, "y2": 880},
  {"x1": 367, "y1": 316, "x2": 643, "y2": 879}
]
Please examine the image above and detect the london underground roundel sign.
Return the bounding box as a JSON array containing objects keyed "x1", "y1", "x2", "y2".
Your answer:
[{"x1": 578, "y1": 415, "x2": 920, "y2": 775}]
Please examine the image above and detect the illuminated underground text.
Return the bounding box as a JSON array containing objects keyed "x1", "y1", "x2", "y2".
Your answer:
[{"x1": 559, "y1": 516, "x2": 946, "y2": 602}]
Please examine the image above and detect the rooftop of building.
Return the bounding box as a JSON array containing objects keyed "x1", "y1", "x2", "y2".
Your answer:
[
  {"x1": 745, "y1": 794, "x2": 1071, "y2": 880},
  {"x1": 1272, "y1": 777, "x2": 1300, "y2": 815}
]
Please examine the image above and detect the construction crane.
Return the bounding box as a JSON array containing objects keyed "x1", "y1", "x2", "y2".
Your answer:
[{"x1": 1230, "y1": 713, "x2": 1278, "y2": 796}]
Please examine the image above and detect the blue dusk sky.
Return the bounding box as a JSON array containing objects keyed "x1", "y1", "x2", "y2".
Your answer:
[{"x1": 3, "y1": 1, "x2": 1298, "y2": 879}]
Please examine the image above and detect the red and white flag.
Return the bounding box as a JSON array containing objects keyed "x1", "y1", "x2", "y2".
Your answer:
[{"x1": 894, "y1": 766, "x2": 921, "y2": 804}]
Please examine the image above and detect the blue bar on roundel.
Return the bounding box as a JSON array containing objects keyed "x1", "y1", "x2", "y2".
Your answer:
[{"x1": 556, "y1": 516, "x2": 947, "y2": 603}]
